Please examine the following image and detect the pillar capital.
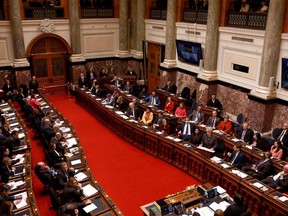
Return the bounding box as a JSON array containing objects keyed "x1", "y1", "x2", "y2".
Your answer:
[
  {"x1": 250, "y1": 86, "x2": 277, "y2": 100},
  {"x1": 160, "y1": 59, "x2": 177, "y2": 69},
  {"x1": 69, "y1": 54, "x2": 85, "y2": 63},
  {"x1": 197, "y1": 69, "x2": 218, "y2": 81}
]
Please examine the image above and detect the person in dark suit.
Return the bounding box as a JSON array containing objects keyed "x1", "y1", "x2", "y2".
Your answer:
[
  {"x1": 29, "y1": 76, "x2": 39, "y2": 93},
  {"x1": 34, "y1": 161, "x2": 54, "y2": 186},
  {"x1": 275, "y1": 123, "x2": 288, "y2": 147},
  {"x1": 206, "y1": 110, "x2": 220, "y2": 129},
  {"x1": 41, "y1": 119, "x2": 56, "y2": 142},
  {"x1": 0, "y1": 157, "x2": 15, "y2": 183},
  {"x1": 77, "y1": 73, "x2": 87, "y2": 88},
  {"x1": 48, "y1": 143, "x2": 65, "y2": 167},
  {"x1": 115, "y1": 96, "x2": 127, "y2": 113},
  {"x1": 54, "y1": 162, "x2": 74, "y2": 190},
  {"x1": 91, "y1": 84, "x2": 104, "y2": 98},
  {"x1": 50, "y1": 132, "x2": 67, "y2": 154},
  {"x1": 61, "y1": 177, "x2": 83, "y2": 205},
  {"x1": 138, "y1": 87, "x2": 149, "y2": 100},
  {"x1": 122, "y1": 81, "x2": 135, "y2": 95},
  {"x1": 0, "y1": 184, "x2": 21, "y2": 205},
  {"x1": 110, "y1": 76, "x2": 123, "y2": 89},
  {"x1": 162, "y1": 81, "x2": 177, "y2": 94},
  {"x1": 86, "y1": 67, "x2": 96, "y2": 87},
  {"x1": 206, "y1": 94, "x2": 222, "y2": 110},
  {"x1": 159, "y1": 119, "x2": 171, "y2": 134},
  {"x1": 200, "y1": 127, "x2": 218, "y2": 149},
  {"x1": 99, "y1": 68, "x2": 109, "y2": 77},
  {"x1": 228, "y1": 143, "x2": 245, "y2": 169},
  {"x1": 4, "y1": 131, "x2": 22, "y2": 154},
  {"x1": 142, "y1": 92, "x2": 160, "y2": 107},
  {"x1": 237, "y1": 122, "x2": 254, "y2": 144},
  {"x1": 224, "y1": 194, "x2": 248, "y2": 216},
  {"x1": 191, "y1": 128, "x2": 203, "y2": 145},
  {"x1": 262, "y1": 164, "x2": 288, "y2": 189},
  {"x1": 242, "y1": 152, "x2": 273, "y2": 180},
  {"x1": 179, "y1": 117, "x2": 195, "y2": 141},
  {"x1": 189, "y1": 106, "x2": 204, "y2": 125},
  {"x1": 125, "y1": 102, "x2": 141, "y2": 120},
  {"x1": 15, "y1": 88, "x2": 27, "y2": 107},
  {"x1": 3, "y1": 80, "x2": 14, "y2": 101},
  {"x1": 152, "y1": 112, "x2": 164, "y2": 129},
  {"x1": 126, "y1": 66, "x2": 136, "y2": 76}
]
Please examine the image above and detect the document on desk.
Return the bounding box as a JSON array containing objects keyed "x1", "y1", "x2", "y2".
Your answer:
[
  {"x1": 65, "y1": 133, "x2": 73, "y2": 139},
  {"x1": 18, "y1": 133, "x2": 25, "y2": 139},
  {"x1": 128, "y1": 119, "x2": 138, "y2": 123},
  {"x1": 156, "y1": 131, "x2": 164, "y2": 135},
  {"x1": 14, "y1": 191, "x2": 28, "y2": 209},
  {"x1": 12, "y1": 127, "x2": 20, "y2": 132},
  {"x1": 120, "y1": 115, "x2": 129, "y2": 120},
  {"x1": 9, "y1": 122, "x2": 19, "y2": 127},
  {"x1": 2, "y1": 107, "x2": 11, "y2": 112},
  {"x1": 231, "y1": 169, "x2": 248, "y2": 178},
  {"x1": 105, "y1": 105, "x2": 114, "y2": 109},
  {"x1": 7, "y1": 113, "x2": 15, "y2": 117},
  {"x1": 252, "y1": 182, "x2": 264, "y2": 188},
  {"x1": 14, "y1": 157, "x2": 25, "y2": 165},
  {"x1": 209, "y1": 201, "x2": 229, "y2": 212},
  {"x1": 173, "y1": 138, "x2": 182, "y2": 142},
  {"x1": 197, "y1": 146, "x2": 215, "y2": 153},
  {"x1": 83, "y1": 203, "x2": 97, "y2": 213},
  {"x1": 66, "y1": 138, "x2": 77, "y2": 147},
  {"x1": 7, "y1": 180, "x2": 24, "y2": 190},
  {"x1": 0, "y1": 103, "x2": 8, "y2": 106},
  {"x1": 14, "y1": 154, "x2": 25, "y2": 160},
  {"x1": 245, "y1": 145, "x2": 253, "y2": 150},
  {"x1": 194, "y1": 206, "x2": 214, "y2": 216},
  {"x1": 214, "y1": 186, "x2": 226, "y2": 195},
  {"x1": 71, "y1": 159, "x2": 81, "y2": 166},
  {"x1": 211, "y1": 156, "x2": 222, "y2": 163},
  {"x1": 74, "y1": 172, "x2": 87, "y2": 181},
  {"x1": 166, "y1": 136, "x2": 175, "y2": 140},
  {"x1": 41, "y1": 105, "x2": 49, "y2": 109},
  {"x1": 7, "y1": 117, "x2": 16, "y2": 121},
  {"x1": 60, "y1": 127, "x2": 71, "y2": 133},
  {"x1": 219, "y1": 163, "x2": 230, "y2": 169},
  {"x1": 278, "y1": 196, "x2": 288, "y2": 202},
  {"x1": 83, "y1": 184, "x2": 98, "y2": 197},
  {"x1": 115, "y1": 111, "x2": 124, "y2": 115},
  {"x1": 231, "y1": 138, "x2": 240, "y2": 142}
]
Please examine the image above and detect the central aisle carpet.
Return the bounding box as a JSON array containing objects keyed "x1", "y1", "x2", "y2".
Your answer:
[{"x1": 48, "y1": 94, "x2": 200, "y2": 215}]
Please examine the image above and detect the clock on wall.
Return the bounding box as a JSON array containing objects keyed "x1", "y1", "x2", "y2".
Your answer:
[{"x1": 40, "y1": 19, "x2": 55, "y2": 33}]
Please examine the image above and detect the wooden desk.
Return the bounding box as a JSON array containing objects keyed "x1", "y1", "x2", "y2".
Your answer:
[
  {"x1": 155, "y1": 88, "x2": 187, "y2": 108},
  {"x1": 75, "y1": 88, "x2": 288, "y2": 216}
]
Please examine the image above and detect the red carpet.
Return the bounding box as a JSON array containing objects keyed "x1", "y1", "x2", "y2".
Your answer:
[{"x1": 30, "y1": 94, "x2": 200, "y2": 215}]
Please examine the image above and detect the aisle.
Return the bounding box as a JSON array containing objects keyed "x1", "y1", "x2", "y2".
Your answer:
[{"x1": 48, "y1": 94, "x2": 200, "y2": 215}]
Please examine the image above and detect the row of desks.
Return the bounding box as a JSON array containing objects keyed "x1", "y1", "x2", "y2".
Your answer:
[
  {"x1": 75, "y1": 88, "x2": 288, "y2": 216},
  {"x1": 35, "y1": 95, "x2": 123, "y2": 216},
  {"x1": 1, "y1": 102, "x2": 38, "y2": 215}
]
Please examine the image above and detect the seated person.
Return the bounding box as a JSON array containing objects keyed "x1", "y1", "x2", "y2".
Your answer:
[
  {"x1": 227, "y1": 143, "x2": 245, "y2": 169},
  {"x1": 110, "y1": 76, "x2": 123, "y2": 89},
  {"x1": 29, "y1": 76, "x2": 39, "y2": 93},
  {"x1": 164, "y1": 97, "x2": 175, "y2": 114},
  {"x1": 101, "y1": 93, "x2": 114, "y2": 106},
  {"x1": 178, "y1": 117, "x2": 194, "y2": 141},
  {"x1": 262, "y1": 164, "x2": 288, "y2": 189},
  {"x1": 257, "y1": 1, "x2": 268, "y2": 13},
  {"x1": 61, "y1": 177, "x2": 83, "y2": 205},
  {"x1": 0, "y1": 200, "x2": 13, "y2": 215},
  {"x1": 122, "y1": 81, "x2": 135, "y2": 95},
  {"x1": 142, "y1": 92, "x2": 160, "y2": 107},
  {"x1": 50, "y1": 132, "x2": 67, "y2": 154},
  {"x1": 0, "y1": 184, "x2": 22, "y2": 205},
  {"x1": 242, "y1": 152, "x2": 273, "y2": 180},
  {"x1": 115, "y1": 96, "x2": 127, "y2": 113},
  {"x1": 218, "y1": 115, "x2": 233, "y2": 135},
  {"x1": 162, "y1": 81, "x2": 176, "y2": 94},
  {"x1": 3, "y1": 80, "x2": 14, "y2": 101},
  {"x1": 126, "y1": 66, "x2": 136, "y2": 76},
  {"x1": 206, "y1": 110, "x2": 220, "y2": 129},
  {"x1": 15, "y1": 88, "x2": 27, "y2": 107},
  {"x1": 41, "y1": 119, "x2": 56, "y2": 142},
  {"x1": 125, "y1": 102, "x2": 141, "y2": 120},
  {"x1": 189, "y1": 106, "x2": 204, "y2": 125},
  {"x1": 236, "y1": 122, "x2": 254, "y2": 144},
  {"x1": 0, "y1": 157, "x2": 16, "y2": 183},
  {"x1": 138, "y1": 87, "x2": 149, "y2": 100},
  {"x1": 54, "y1": 162, "x2": 74, "y2": 190},
  {"x1": 140, "y1": 107, "x2": 153, "y2": 126},
  {"x1": 251, "y1": 132, "x2": 267, "y2": 151},
  {"x1": 152, "y1": 112, "x2": 164, "y2": 129},
  {"x1": 99, "y1": 68, "x2": 109, "y2": 77},
  {"x1": 91, "y1": 84, "x2": 104, "y2": 97},
  {"x1": 200, "y1": 127, "x2": 218, "y2": 150},
  {"x1": 206, "y1": 94, "x2": 222, "y2": 110},
  {"x1": 0, "y1": 148, "x2": 19, "y2": 165},
  {"x1": 239, "y1": 0, "x2": 250, "y2": 12},
  {"x1": 275, "y1": 122, "x2": 288, "y2": 147},
  {"x1": 175, "y1": 102, "x2": 187, "y2": 118},
  {"x1": 59, "y1": 200, "x2": 91, "y2": 216},
  {"x1": 270, "y1": 141, "x2": 283, "y2": 160},
  {"x1": 191, "y1": 128, "x2": 203, "y2": 145},
  {"x1": 224, "y1": 194, "x2": 248, "y2": 216},
  {"x1": 78, "y1": 73, "x2": 87, "y2": 88},
  {"x1": 48, "y1": 143, "x2": 65, "y2": 167},
  {"x1": 159, "y1": 119, "x2": 171, "y2": 134},
  {"x1": 4, "y1": 131, "x2": 23, "y2": 153}
]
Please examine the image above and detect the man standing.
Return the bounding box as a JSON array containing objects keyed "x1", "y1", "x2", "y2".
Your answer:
[{"x1": 29, "y1": 76, "x2": 39, "y2": 93}]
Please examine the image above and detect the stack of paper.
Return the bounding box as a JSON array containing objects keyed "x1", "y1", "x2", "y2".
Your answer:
[
  {"x1": 194, "y1": 206, "x2": 214, "y2": 216},
  {"x1": 166, "y1": 136, "x2": 175, "y2": 140},
  {"x1": 197, "y1": 146, "x2": 215, "y2": 153},
  {"x1": 83, "y1": 184, "x2": 98, "y2": 197},
  {"x1": 83, "y1": 203, "x2": 97, "y2": 213},
  {"x1": 232, "y1": 138, "x2": 240, "y2": 142},
  {"x1": 66, "y1": 138, "x2": 77, "y2": 147},
  {"x1": 209, "y1": 201, "x2": 230, "y2": 212},
  {"x1": 219, "y1": 163, "x2": 230, "y2": 169},
  {"x1": 278, "y1": 196, "x2": 288, "y2": 202},
  {"x1": 74, "y1": 172, "x2": 87, "y2": 181},
  {"x1": 156, "y1": 131, "x2": 164, "y2": 135},
  {"x1": 18, "y1": 133, "x2": 25, "y2": 139},
  {"x1": 71, "y1": 159, "x2": 81, "y2": 166},
  {"x1": 231, "y1": 169, "x2": 248, "y2": 178},
  {"x1": 14, "y1": 191, "x2": 28, "y2": 209},
  {"x1": 115, "y1": 111, "x2": 124, "y2": 115},
  {"x1": 105, "y1": 105, "x2": 114, "y2": 109},
  {"x1": 120, "y1": 115, "x2": 129, "y2": 120},
  {"x1": 211, "y1": 156, "x2": 222, "y2": 163},
  {"x1": 9, "y1": 122, "x2": 19, "y2": 127},
  {"x1": 0, "y1": 103, "x2": 8, "y2": 106},
  {"x1": 60, "y1": 127, "x2": 71, "y2": 133},
  {"x1": 214, "y1": 186, "x2": 226, "y2": 195}
]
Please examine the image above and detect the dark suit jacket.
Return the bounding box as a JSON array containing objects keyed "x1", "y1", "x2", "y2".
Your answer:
[
  {"x1": 48, "y1": 150, "x2": 64, "y2": 166},
  {"x1": 0, "y1": 192, "x2": 15, "y2": 204},
  {"x1": 163, "y1": 85, "x2": 177, "y2": 94},
  {"x1": 189, "y1": 110, "x2": 204, "y2": 124},
  {"x1": 201, "y1": 134, "x2": 218, "y2": 149},
  {"x1": 206, "y1": 116, "x2": 220, "y2": 128},
  {"x1": 3, "y1": 84, "x2": 13, "y2": 96},
  {"x1": 29, "y1": 80, "x2": 39, "y2": 93},
  {"x1": 86, "y1": 72, "x2": 96, "y2": 82},
  {"x1": 123, "y1": 85, "x2": 135, "y2": 95},
  {"x1": 125, "y1": 107, "x2": 141, "y2": 120},
  {"x1": 0, "y1": 164, "x2": 14, "y2": 183},
  {"x1": 237, "y1": 127, "x2": 254, "y2": 144},
  {"x1": 54, "y1": 169, "x2": 74, "y2": 190},
  {"x1": 206, "y1": 99, "x2": 222, "y2": 110},
  {"x1": 256, "y1": 159, "x2": 273, "y2": 179},
  {"x1": 153, "y1": 116, "x2": 164, "y2": 127},
  {"x1": 61, "y1": 185, "x2": 83, "y2": 204},
  {"x1": 191, "y1": 133, "x2": 203, "y2": 145},
  {"x1": 224, "y1": 203, "x2": 246, "y2": 216},
  {"x1": 78, "y1": 77, "x2": 87, "y2": 88},
  {"x1": 276, "y1": 129, "x2": 288, "y2": 147},
  {"x1": 181, "y1": 122, "x2": 194, "y2": 136},
  {"x1": 41, "y1": 125, "x2": 56, "y2": 142},
  {"x1": 126, "y1": 71, "x2": 136, "y2": 76},
  {"x1": 230, "y1": 150, "x2": 245, "y2": 169}
]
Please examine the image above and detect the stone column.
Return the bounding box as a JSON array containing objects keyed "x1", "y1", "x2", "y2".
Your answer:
[
  {"x1": 251, "y1": 0, "x2": 286, "y2": 99},
  {"x1": 130, "y1": 0, "x2": 137, "y2": 55},
  {"x1": 69, "y1": 0, "x2": 85, "y2": 62},
  {"x1": 198, "y1": 0, "x2": 221, "y2": 81},
  {"x1": 134, "y1": 0, "x2": 145, "y2": 59},
  {"x1": 160, "y1": 0, "x2": 177, "y2": 68},
  {"x1": 8, "y1": 0, "x2": 29, "y2": 67},
  {"x1": 118, "y1": 0, "x2": 130, "y2": 57}
]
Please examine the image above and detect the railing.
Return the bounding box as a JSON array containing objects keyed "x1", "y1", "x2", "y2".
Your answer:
[
  {"x1": 227, "y1": 12, "x2": 267, "y2": 30},
  {"x1": 183, "y1": 9, "x2": 208, "y2": 24},
  {"x1": 81, "y1": 8, "x2": 114, "y2": 18},
  {"x1": 150, "y1": 9, "x2": 167, "y2": 20},
  {"x1": 24, "y1": 7, "x2": 64, "y2": 19}
]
